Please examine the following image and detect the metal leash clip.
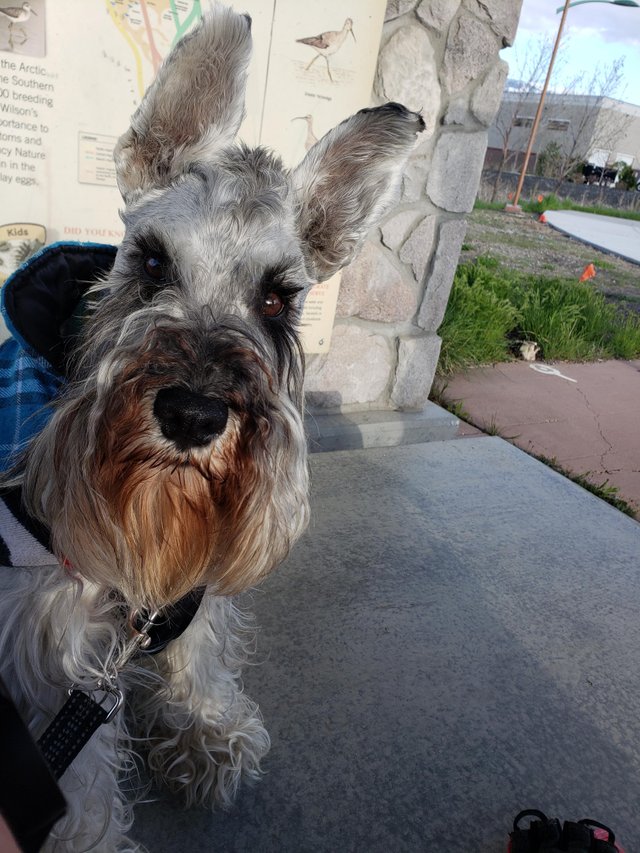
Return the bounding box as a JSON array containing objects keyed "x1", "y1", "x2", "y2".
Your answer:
[{"x1": 69, "y1": 683, "x2": 124, "y2": 724}]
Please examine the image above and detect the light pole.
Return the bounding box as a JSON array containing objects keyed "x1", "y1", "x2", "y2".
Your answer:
[
  {"x1": 556, "y1": 0, "x2": 638, "y2": 8},
  {"x1": 506, "y1": 0, "x2": 639, "y2": 212}
]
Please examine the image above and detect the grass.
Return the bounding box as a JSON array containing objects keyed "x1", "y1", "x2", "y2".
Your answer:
[
  {"x1": 535, "y1": 455, "x2": 637, "y2": 518},
  {"x1": 475, "y1": 195, "x2": 640, "y2": 222},
  {"x1": 437, "y1": 256, "x2": 640, "y2": 374},
  {"x1": 436, "y1": 257, "x2": 520, "y2": 374}
]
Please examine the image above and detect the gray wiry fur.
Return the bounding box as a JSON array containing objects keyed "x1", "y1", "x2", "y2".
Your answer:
[{"x1": 0, "y1": 5, "x2": 424, "y2": 850}]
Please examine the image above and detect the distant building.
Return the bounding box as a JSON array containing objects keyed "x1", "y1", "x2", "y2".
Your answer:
[{"x1": 486, "y1": 91, "x2": 640, "y2": 177}]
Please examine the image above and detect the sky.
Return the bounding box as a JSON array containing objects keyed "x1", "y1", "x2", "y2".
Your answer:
[{"x1": 501, "y1": 0, "x2": 640, "y2": 105}]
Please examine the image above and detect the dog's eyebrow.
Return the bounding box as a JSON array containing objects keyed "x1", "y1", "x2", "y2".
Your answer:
[
  {"x1": 130, "y1": 231, "x2": 171, "y2": 260},
  {"x1": 259, "y1": 259, "x2": 303, "y2": 292}
]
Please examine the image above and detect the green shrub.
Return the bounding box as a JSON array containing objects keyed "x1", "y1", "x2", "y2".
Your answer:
[
  {"x1": 437, "y1": 260, "x2": 521, "y2": 374},
  {"x1": 516, "y1": 279, "x2": 607, "y2": 360},
  {"x1": 522, "y1": 194, "x2": 571, "y2": 214},
  {"x1": 610, "y1": 313, "x2": 640, "y2": 359},
  {"x1": 616, "y1": 163, "x2": 637, "y2": 191},
  {"x1": 437, "y1": 257, "x2": 640, "y2": 373}
]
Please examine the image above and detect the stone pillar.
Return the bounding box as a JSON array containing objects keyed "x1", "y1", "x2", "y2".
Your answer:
[{"x1": 305, "y1": 0, "x2": 523, "y2": 412}]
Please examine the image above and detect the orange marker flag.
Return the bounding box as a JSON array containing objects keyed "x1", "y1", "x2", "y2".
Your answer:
[
  {"x1": 579, "y1": 263, "x2": 596, "y2": 282},
  {"x1": 537, "y1": 194, "x2": 544, "y2": 202}
]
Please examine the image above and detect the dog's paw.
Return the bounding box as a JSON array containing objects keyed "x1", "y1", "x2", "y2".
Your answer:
[{"x1": 148, "y1": 708, "x2": 270, "y2": 809}]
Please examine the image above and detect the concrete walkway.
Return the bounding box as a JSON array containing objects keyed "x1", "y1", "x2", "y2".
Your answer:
[
  {"x1": 544, "y1": 210, "x2": 640, "y2": 265},
  {"x1": 443, "y1": 359, "x2": 640, "y2": 516},
  {"x1": 133, "y1": 438, "x2": 640, "y2": 852}
]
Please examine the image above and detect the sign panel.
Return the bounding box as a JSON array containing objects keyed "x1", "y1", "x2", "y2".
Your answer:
[{"x1": 0, "y1": 0, "x2": 385, "y2": 351}]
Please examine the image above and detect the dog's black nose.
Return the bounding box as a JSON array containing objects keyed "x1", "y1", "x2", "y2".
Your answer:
[{"x1": 153, "y1": 387, "x2": 229, "y2": 449}]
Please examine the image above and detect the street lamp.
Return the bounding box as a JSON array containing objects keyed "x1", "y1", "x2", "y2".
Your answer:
[
  {"x1": 507, "y1": 0, "x2": 638, "y2": 212},
  {"x1": 556, "y1": 1, "x2": 638, "y2": 8}
]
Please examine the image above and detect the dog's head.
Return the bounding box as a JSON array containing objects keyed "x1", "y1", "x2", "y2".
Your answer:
[{"x1": 22, "y1": 7, "x2": 424, "y2": 608}]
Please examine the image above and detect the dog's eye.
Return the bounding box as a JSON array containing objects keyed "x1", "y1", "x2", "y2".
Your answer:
[
  {"x1": 143, "y1": 256, "x2": 165, "y2": 280},
  {"x1": 262, "y1": 292, "x2": 285, "y2": 318}
]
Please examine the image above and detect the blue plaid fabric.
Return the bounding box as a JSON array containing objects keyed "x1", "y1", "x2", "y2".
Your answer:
[
  {"x1": 0, "y1": 337, "x2": 62, "y2": 471},
  {"x1": 0, "y1": 242, "x2": 117, "y2": 566},
  {"x1": 0, "y1": 242, "x2": 117, "y2": 474}
]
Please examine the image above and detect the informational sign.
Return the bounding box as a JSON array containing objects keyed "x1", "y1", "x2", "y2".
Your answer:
[{"x1": 0, "y1": 0, "x2": 386, "y2": 352}]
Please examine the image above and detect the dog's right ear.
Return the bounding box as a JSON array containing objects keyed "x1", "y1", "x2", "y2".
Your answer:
[{"x1": 114, "y1": 6, "x2": 252, "y2": 203}]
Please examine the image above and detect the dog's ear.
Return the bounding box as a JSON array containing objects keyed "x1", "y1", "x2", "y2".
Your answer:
[
  {"x1": 291, "y1": 103, "x2": 425, "y2": 283},
  {"x1": 114, "y1": 6, "x2": 252, "y2": 202}
]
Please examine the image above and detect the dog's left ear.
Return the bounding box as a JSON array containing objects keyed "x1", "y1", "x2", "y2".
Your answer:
[
  {"x1": 291, "y1": 103, "x2": 425, "y2": 283},
  {"x1": 114, "y1": 6, "x2": 252, "y2": 203}
]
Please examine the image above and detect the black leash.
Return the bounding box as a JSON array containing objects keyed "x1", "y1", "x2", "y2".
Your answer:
[
  {"x1": 0, "y1": 689, "x2": 66, "y2": 853},
  {"x1": 0, "y1": 586, "x2": 205, "y2": 852},
  {"x1": 36, "y1": 585, "x2": 206, "y2": 780}
]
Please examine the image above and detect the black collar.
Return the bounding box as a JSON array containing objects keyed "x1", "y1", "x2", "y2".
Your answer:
[{"x1": 132, "y1": 587, "x2": 206, "y2": 655}]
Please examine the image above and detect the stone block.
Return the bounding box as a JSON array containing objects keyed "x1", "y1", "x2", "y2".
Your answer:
[
  {"x1": 399, "y1": 215, "x2": 437, "y2": 282},
  {"x1": 471, "y1": 59, "x2": 509, "y2": 127},
  {"x1": 391, "y1": 334, "x2": 442, "y2": 410},
  {"x1": 417, "y1": 217, "x2": 468, "y2": 331},
  {"x1": 376, "y1": 24, "x2": 441, "y2": 135},
  {"x1": 305, "y1": 325, "x2": 393, "y2": 409},
  {"x1": 401, "y1": 158, "x2": 427, "y2": 203},
  {"x1": 385, "y1": 0, "x2": 419, "y2": 21},
  {"x1": 462, "y1": 0, "x2": 521, "y2": 46},
  {"x1": 426, "y1": 129, "x2": 487, "y2": 213},
  {"x1": 442, "y1": 11, "x2": 501, "y2": 94},
  {"x1": 380, "y1": 209, "x2": 421, "y2": 252},
  {"x1": 337, "y1": 240, "x2": 417, "y2": 323},
  {"x1": 416, "y1": 0, "x2": 460, "y2": 33}
]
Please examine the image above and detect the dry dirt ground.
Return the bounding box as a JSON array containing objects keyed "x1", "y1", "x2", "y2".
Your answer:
[{"x1": 463, "y1": 208, "x2": 640, "y2": 311}]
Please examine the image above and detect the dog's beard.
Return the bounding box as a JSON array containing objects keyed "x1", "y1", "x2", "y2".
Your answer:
[{"x1": 20, "y1": 329, "x2": 309, "y2": 608}]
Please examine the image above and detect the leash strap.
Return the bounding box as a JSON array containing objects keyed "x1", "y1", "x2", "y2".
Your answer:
[
  {"x1": 34, "y1": 586, "x2": 205, "y2": 780},
  {"x1": 0, "y1": 689, "x2": 67, "y2": 853},
  {"x1": 36, "y1": 689, "x2": 121, "y2": 780}
]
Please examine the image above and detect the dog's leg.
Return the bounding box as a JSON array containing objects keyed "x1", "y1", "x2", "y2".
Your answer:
[
  {"x1": 137, "y1": 595, "x2": 269, "y2": 809},
  {"x1": 42, "y1": 722, "x2": 136, "y2": 853}
]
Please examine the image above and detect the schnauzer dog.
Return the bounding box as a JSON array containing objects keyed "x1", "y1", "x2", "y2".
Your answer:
[{"x1": 0, "y1": 6, "x2": 423, "y2": 850}]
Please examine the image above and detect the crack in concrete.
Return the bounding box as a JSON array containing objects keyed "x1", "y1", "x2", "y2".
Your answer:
[{"x1": 575, "y1": 384, "x2": 615, "y2": 471}]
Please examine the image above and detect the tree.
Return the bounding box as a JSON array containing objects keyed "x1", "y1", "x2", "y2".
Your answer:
[
  {"x1": 491, "y1": 45, "x2": 632, "y2": 198},
  {"x1": 546, "y1": 58, "x2": 632, "y2": 188},
  {"x1": 616, "y1": 163, "x2": 638, "y2": 191},
  {"x1": 535, "y1": 141, "x2": 563, "y2": 178},
  {"x1": 490, "y1": 35, "x2": 558, "y2": 201}
]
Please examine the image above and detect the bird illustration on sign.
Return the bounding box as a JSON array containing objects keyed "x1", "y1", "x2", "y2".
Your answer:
[
  {"x1": 0, "y1": 1, "x2": 36, "y2": 49},
  {"x1": 296, "y1": 18, "x2": 356, "y2": 82},
  {"x1": 292, "y1": 115, "x2": 318, "y2": 151}
]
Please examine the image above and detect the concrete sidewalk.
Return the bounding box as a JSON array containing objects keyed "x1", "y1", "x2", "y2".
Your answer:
[
  {"x1": 443, "y1": 359, "x2": 640, "y2": 517},
  {"x1": 133, "y1": 438, "x2": 640, "y2": 852},
  {"x1": 544, "y1": 210, "x2": 640, "y2": 266}
]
